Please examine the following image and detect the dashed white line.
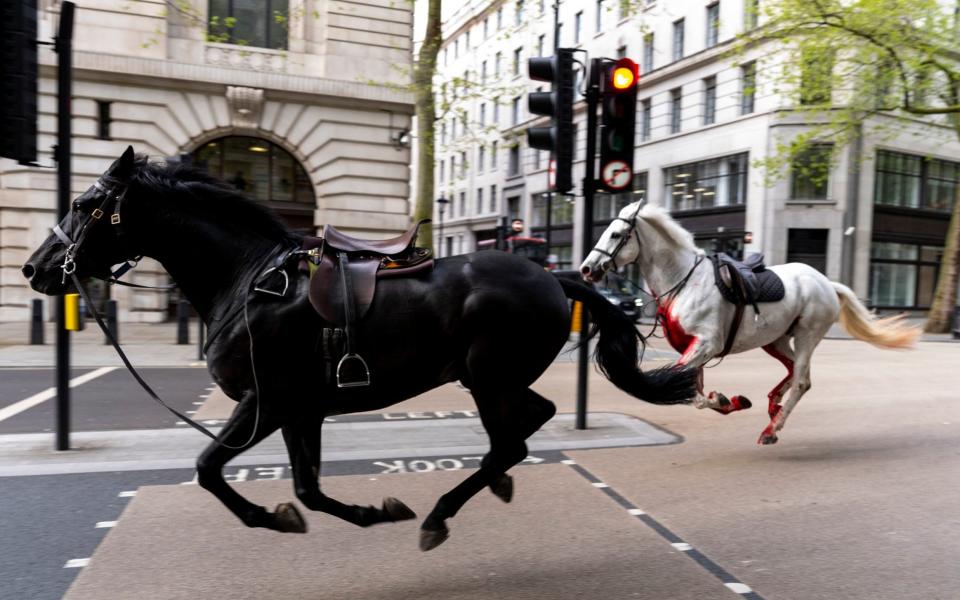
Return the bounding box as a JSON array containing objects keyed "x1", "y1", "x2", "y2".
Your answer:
[
  {"x1": 627, "y1": 508, "x2": 646, "y2": 516},
  {"x1": 561, "y1": 459, "x2": 577, "y2": 465},
  {"x1": 118, "y1": 491, "x2": 136, "y2": 498},
  {"x1": 95, "y1": 521, "x2": 117, "y2": 529},
  {"x1": 725, "y1": 582, "x2": 754, "y2": 594},
  {"x1": 591, "y1": 482, "x2": 609, "y2": 488},
  {"x1": 64, "y1": 558, "x2": 90, "y2": 568},
  {"x1": 671, "y1": 542, "x2": 693, "y2": 552}
]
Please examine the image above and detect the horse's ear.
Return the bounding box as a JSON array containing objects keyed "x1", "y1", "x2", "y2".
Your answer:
[{"x1": 107, "y1": 146, "x2": 137, "y2": 180}]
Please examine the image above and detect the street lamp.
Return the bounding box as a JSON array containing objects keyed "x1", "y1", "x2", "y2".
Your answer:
[{"x1": 436, "y1": 197, "x2": 450, "y2": 257}]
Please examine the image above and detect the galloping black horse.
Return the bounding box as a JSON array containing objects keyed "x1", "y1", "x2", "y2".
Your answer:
[{"x1": 23, "y1": 147, "x2": 695, "y2": 550}]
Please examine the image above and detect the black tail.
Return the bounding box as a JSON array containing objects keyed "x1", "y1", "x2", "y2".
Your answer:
[{"x1": 558, "y1": 278, "x2": 696, "y2": 405}]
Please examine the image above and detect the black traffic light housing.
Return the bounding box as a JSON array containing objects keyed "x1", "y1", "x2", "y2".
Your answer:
[
  {"x1": 0, "y1": 0, "x2": 39, "y2": 165},
  {"x1": 527, "y1": 48, "x2": 575, "y2": 194},
  {"x1": 598, "y1": 58, "x2": 639, "y2": 192}
]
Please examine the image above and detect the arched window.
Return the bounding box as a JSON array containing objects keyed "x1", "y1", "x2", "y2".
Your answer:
[{"x1": 193, "y1": 136, "x2": 315, "y2": 231}]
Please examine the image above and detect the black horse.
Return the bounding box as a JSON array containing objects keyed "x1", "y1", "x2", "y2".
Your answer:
[{"x1": 23, "y1": 147, "x2": 695, "y2": 550}]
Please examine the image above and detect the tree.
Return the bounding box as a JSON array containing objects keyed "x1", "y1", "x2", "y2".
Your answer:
[
  {"x1": 736, "y1": 0, "x2": 960, "y2": 332},
  {"x1": 412, "y1": 0, "x2": 442, "y2": 249}
]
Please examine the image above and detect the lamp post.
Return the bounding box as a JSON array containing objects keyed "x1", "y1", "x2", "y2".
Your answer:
[{"x1": 436, "y1": 197, "x2": 450, "y2": 257}]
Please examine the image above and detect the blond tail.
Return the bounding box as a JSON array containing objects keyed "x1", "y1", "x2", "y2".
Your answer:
[{"x1": 832, "y1": 282, "x2": 920, "y2": 349}]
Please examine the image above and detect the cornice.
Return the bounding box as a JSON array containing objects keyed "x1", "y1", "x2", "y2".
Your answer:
[{"x1": 38, "y1": 50, "x2": 415, "y2": 110}]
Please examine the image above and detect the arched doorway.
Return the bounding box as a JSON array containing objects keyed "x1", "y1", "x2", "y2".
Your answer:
[{"x1": 192, "y1": 136, "x2": 315, "y2": 232}]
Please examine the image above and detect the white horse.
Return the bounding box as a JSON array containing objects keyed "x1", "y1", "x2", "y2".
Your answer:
[{"x1": 580, "y1": 201, "x2": 920, "y2": 444}]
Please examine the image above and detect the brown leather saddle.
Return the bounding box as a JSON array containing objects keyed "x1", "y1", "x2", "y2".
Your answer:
[{"x1": 299, "y1": 219, "x2": 433, "y2": 387}]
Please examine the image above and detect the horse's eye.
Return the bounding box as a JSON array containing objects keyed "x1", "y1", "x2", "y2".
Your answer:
[{"x1": 610, "y1": 233, "x2": 621, "y2": 240}]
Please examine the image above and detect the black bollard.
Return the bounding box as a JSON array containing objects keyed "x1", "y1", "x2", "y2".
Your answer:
[
  {"x1": 104, "y1": 300, "x2": 118, "y2": 344},
  {"x1": 177, "y1": 300, "x2": 190, "y2": 345},
  {"x1": 30, "y1": 299, "x2": 44, "y2": 345},
  {"x1": 197, "y1": 319, "x2": 205, "y2": 361}
]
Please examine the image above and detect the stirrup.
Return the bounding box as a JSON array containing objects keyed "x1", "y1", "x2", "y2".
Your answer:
[{"x1": 336, "y1": 353, "x2": 371, "y2": 388}]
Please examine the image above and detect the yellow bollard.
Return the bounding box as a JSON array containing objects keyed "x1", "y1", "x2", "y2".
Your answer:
[
  {"x1": 64, "y1": 293, "x2": 80, "y2": 331},
  {"x1": 570, "y1": 301, "x2": 583, "y2": 333}
]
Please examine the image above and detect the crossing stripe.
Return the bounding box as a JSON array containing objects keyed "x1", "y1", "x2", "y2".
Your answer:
[{"x1": 0, "y1": 367, "x2": 117, "y2": 423}]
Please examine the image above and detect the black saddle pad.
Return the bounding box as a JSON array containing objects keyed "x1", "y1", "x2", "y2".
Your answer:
[{"x1": 752, "y1": 270, "x2": 785, "y2": 303}]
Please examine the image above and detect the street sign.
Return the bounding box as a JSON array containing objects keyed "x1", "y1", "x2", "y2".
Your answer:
[{"x1": 601, "y1": 160, "x2": 632, "y2": 190}]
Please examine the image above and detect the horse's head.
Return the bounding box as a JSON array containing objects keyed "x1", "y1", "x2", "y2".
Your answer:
[
  {"x1": 580, "y1": 201, "x2": 644, "y2": 282},
  {"x1": 23, "y1": 146, "x2": 141, "y2": 295}
]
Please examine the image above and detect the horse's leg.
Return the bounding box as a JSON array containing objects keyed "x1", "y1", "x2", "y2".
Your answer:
[
  {"x1": 680, "y1": 341, "x2": 752, "y2": 415},
  {"x1": 195, "y1": 391, "x2": 305, "y2": 532},
  {"x1": 281, "y1": 421, "x2": 416, "y2": 527},
  {"x1": 759, "y1": 328, "x2": 821, "y2": 445},
  {"x1": 419, "y1": 387, "x2": 556, "y2": 552},
  {"x1": 761, "y1": 336, "x2": 795, "y2": 421}
]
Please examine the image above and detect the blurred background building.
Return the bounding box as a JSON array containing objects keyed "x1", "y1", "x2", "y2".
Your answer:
[
  {"x1": 0, "y1": 0, "x2": 414, "y2": 321},
  {"x1": 429, "y1": 0, "x2": 960, "y2": 313}
]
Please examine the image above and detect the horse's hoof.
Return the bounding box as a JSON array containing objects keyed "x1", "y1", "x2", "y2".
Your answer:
[
  {"x1": 274, "y1": 502, "x2": 307, "y2": 533},
  {"x1": 490, "y1": 474, "x2": 514, "y2": 503},
  {"x1": 419, "y1": 525, "x2": 450, "y2": 551},
  {"x1": 710, "y1": 393, "x2": 750, "y2": 415},
  {"x1": 757, "y1": 432, "x2": 779, "y2": 445},
  {"x1": 383, "y1": 497, "x2": 416, "y2": 522}
]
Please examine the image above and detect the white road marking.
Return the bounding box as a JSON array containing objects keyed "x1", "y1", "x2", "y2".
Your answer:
[
  {"x1": 591, "y1": 482, "x2": 609, "y2": 488},
  {"x1": 627, "y1": 508, "x2": 646, "y2": 516},
  {"x1": 95, "y1": 521, "x2": 117, "y2": 529},
  {"x1": 0, "y1": 367, "x2": 117, "y2": 424},
  {"x1": 671, "y1": 542, "x2": 692, "y2": 551},
  {"x1": 724, "y1": 582, "x2": 753, "y2": 594},
  {"x1": 64, "y1": 558, "x2": 90, "y2": 568},
  {"x1": 118, "y1": 491, "x2": 136, "y2": 498},
  {"x1": 561, "y1": 459, "x2": 577, "y2": 465}
]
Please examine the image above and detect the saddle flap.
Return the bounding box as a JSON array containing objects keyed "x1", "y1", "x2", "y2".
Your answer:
[{"x1": 308, "y1": 254, "x2": 379, "y2": 324}]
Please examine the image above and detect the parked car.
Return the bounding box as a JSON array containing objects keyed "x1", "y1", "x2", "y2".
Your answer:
[{"x1": 596, "y1": 274, "x2": 644, "y2": 322}]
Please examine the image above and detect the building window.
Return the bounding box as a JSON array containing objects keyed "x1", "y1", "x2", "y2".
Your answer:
[
  {"x1": 513, "y1": 47, "x2": 523, "y2": 76},
  {"x1": 193, "y1": 135, "x2": 314, "y2": 230},
  {"x1": 616, "y1": 45, "x2": 627, "y2": 59},
  {"x1": 491, "y1": 141, "x2": 499, "y2": 170},
  {"x1": 595, "y1": 172, "x2": 648, "y2": 221},
  {"x1": 642, "y1": 33, "x2": 654, "y2": 73},
  {"x1": 670, "y1": 87, "x2": 682, "y2": 133},
  {"x1": 509, "y1": 145, "x2": 521, "y2": 176},
  {"x1": 672, "y1": 18, "x2": 685, "y2": 61},
  {"x1": 790, "y1": 143, "x2": 833, "y2": 200},
  {"x1": 575, "y1": 11, "x2": 583, "y2": 44},
  {"x1": 459, "y1": 191, "x2": 466, "y2": 218},
  {"x1": 706, "y1": 2, "x2": 720, "y2": 47},
  {"x1": 703, "y1": 76, "x2": 717, "y2": 125},
  {"x1": 454, "y1": 38, "x2": 459, "y2": 59},
  {"x1": 800, "y1": 47, "x2": 834, "y2": 105},
  {"x1": 787, "y1": 228, "x2": 829, "y2": 274},
  {"x1": 96, "y1": 101, "x2": 112, "y2": 140},
  {"x1": 870, "y1": 242, "x2": 943, "y2": 308},
  {"x1": 479, "y1": 103, "x2": 486, "y2": 126},
  {"x1": 640, "y1": 98, "x2": 652, "y2": 141},
  {"x1": 465, "y1": 30, "x2": 471, "y2": 49},
  {"x1": 875, "y1": 150, "x2": 959, "y2": 213},
  {"x1": 460, "y1": 151, "x2": 468, "y2": 177},
  {"x1": 477, "y1": 187, "x2": 484, "y2": 214},
  {"x1": 741, "y1": 61, "x2": 756, "y2": 114},
  {"x1": 664, "y1": 152, "x2": 749, "y2": 211},
  {"x1": 512, "y1": 96, "x2": 522, "y2": 125},
  {"x1": 490, "y1": 184, "x2": 498, "y2": 212},
  {"x1": 497, "y1": 7, "x2": 503, "y2": 29},
  {"x1": 744, "y1": 0, "x2": 759, "y2": 29},
  {"x1": 537, "y1": 34, "x2": 545, "y2": 57},
  {"x1": 596, "y1": 0, "x2": 604, "y2": 32},
  {"x1": 532, "y1": 192, "x2": 575, "y2": 226},
  {"x1": 439, "y1": 159, "x2": 445, "y2": 183},
  {"x1": 481, "y1": 60, "x2": 488, "y2": 83},
  {"x1": 516, "y1": 0, "x2": 525, "y2": 24},
  {"x1": 478, "y1": 146, "x2": 486, "y2": 173},
  {"x1": 450, "y1": 156, "x2": 456, "y2": 180},
  {"x1": 484, "y1": 15, "x2": 490, "y2": 38},
  {"x1": 208, "y1": 0, "x2": 289, "y2": 50},
  {"x1": 495, "y1": 52, "x2": 503, "y2": 78}
]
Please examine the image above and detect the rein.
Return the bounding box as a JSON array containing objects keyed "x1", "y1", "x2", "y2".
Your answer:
[{"x1": 54, "y1": 175, "x2": 289, "y2": 449}]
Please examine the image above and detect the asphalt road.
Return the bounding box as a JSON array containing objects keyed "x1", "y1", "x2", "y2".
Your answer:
[{"x1": 1, "y1": 339, "x2": 958, "y2": 599}]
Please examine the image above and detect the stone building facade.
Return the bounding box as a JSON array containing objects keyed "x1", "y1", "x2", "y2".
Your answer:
[
  {"x1": 0, "y1": 0, "x2": 414, "y2": 321},
  {"x1": 432, "y1": 0, "x2": 960, "y2": 312}
]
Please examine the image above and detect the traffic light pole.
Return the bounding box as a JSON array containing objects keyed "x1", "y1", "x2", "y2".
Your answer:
[
  {"x1": 575, "y1": 58, "x2": 601, "y2": 431},
  {"x1": 54, "y1": 1, "x2": 74, "y2": 451}
]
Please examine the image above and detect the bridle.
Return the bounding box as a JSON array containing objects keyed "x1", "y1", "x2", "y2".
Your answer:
[
  {"x1": 588, "y1": 203, "x2": 644, "y2": 270},
  {"x1": 51, "y1": 177, "x2": 158, "y2": 288}
]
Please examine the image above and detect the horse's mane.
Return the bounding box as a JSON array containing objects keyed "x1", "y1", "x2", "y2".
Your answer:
[
  {"x1": 638, "y1": 203, "x2": 701, "y2": 253},
  {"x1": 130, "y1": 155, "x2": 297, "y2": 241}
]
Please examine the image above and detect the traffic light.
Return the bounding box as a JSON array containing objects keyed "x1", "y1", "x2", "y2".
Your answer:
[
  {"x1": 527, "y1": 48, "x2": 575, "y2": 194},
  {"x1": 598, "y1": 58, "x2": 639, "y2": 192},
  {"x1": 0, "y1": 0, "x2": 38, "y2": 165}
]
